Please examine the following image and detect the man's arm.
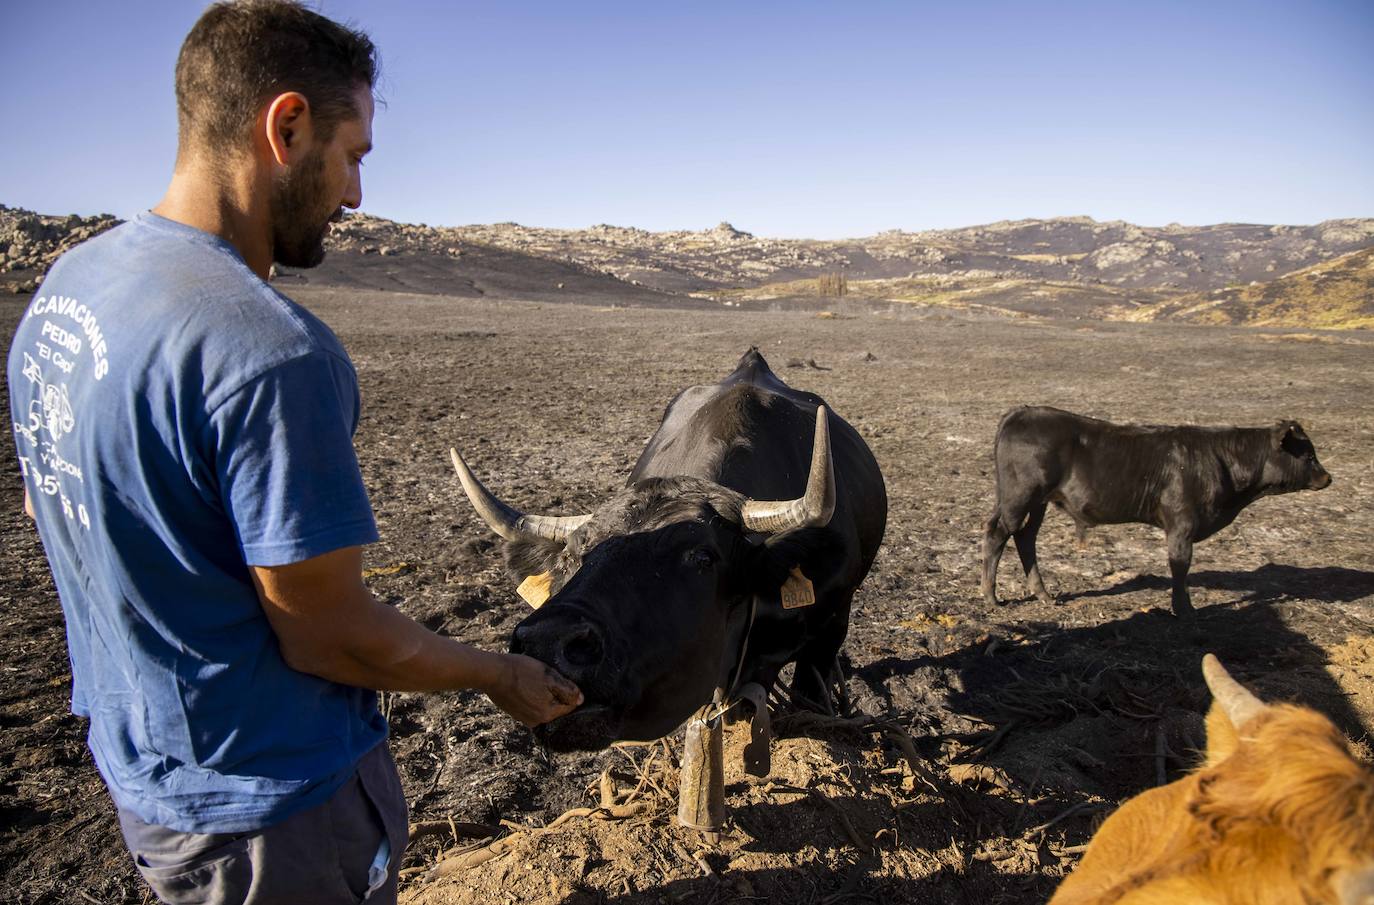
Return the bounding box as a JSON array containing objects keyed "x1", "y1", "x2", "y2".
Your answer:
[{"x1": 250, "y1": 546, "x2": 581, "y2": 726}]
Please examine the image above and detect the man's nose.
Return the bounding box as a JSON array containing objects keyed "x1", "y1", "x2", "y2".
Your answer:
[{"x1": 343, "y1": 170, "x2": 362, "y2": 210}]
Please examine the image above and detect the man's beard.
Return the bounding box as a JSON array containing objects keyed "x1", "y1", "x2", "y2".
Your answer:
[{"x1": 270, "y1": 149, "x2": 336, "y2": 269}]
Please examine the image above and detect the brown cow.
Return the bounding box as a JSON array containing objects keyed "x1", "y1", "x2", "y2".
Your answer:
[{"x1": 1049, "y1": 655, "x2": 1374, "y2": 905}]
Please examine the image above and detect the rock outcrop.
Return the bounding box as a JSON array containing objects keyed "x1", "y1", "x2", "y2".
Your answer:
[
  {"x1": 5, "y1": 202, "x2": 1372, "y2": 322},
  {"x1": 1, "y1": 205, "x2": 120, "y2": 292}
]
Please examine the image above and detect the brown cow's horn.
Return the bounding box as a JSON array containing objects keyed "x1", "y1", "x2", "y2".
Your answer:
[
  {"x1": 740, "y1": 406, "x2": 837, "y2": 533},
  {"x1": 1335, "y1": 864, "x2": 1374, "y2": 905},
  {"x1": 449, "y1": 448, "x2": 591, "y2": 543},
  {"x1": 1201, "y1": 653, "x2": 1267, "y2": 729}
]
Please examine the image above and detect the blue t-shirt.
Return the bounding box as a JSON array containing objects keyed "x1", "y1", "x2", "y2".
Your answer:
[{"x1": 5, "y1": 212, "x2": 386, "y2": 833}]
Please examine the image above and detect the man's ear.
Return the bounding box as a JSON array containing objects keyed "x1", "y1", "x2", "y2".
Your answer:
[{"x1": 263, "y1": 91, "x2": 313, "y2": 166}]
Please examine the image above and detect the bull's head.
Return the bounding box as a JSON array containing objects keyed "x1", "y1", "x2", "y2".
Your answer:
[
  {"x1": 1263, "y1": 420, "x2": 1332, "y2": 492},
  {"x1": 450, "y1": 408, "x2": 836, "y2": 751},
  {"x1": 1049, "y1": 654, "x2": 1374, "y2": 905}
]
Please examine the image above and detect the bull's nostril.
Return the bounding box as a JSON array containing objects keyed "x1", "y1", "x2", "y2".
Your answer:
[{"x1": 561, "y1": 627, "x2": 604, "y2": 668}]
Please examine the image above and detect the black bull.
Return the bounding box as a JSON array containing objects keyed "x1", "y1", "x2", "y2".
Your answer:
[
  {"x1": 981, "y1": 405, "x2": 1332, "y2": 615},
  {"x1": 451, "y1": 349, "x2": 887, "y2": 750}
]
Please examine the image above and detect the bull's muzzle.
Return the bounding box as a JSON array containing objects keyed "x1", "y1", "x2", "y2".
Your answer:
[{"x1": 512, "y1": 618, "x2": 608, "y2": 685}]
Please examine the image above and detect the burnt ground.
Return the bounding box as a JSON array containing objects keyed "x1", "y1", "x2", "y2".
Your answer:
[{"x1": 1, "y1": 288, "x2": 1372, "y2": 904}]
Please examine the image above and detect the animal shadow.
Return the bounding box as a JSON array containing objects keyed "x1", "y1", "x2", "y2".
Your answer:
[
  {"x1": 1061, "y1": 563, "x2": 1374, "y2": 605},
  {"x1": 944, "y1": 600, "x2": 1370, "y2": 786}
]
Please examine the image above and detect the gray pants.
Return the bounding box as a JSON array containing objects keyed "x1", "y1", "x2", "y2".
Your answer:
[{"x1": 118, "y1": 743, "x2": 409, "y2": 905}]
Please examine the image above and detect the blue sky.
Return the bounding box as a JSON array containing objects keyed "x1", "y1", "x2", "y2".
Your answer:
[{"x1": 1, "y1": 1, "x2": 1371, "y2": 238}]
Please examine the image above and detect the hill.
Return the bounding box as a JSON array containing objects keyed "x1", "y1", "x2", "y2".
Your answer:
[
  {"x1": 4, "y1": 204, "x2": 1372, "y2": 326},
  {"x1": 1123, "y1": 247, "x2": 1374, "y2": 330},
  {"x1": 430, "y1": 215, "x2": 1374, "y2": 295}
]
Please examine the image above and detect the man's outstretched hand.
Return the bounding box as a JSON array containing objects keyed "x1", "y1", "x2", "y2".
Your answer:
[
  {"x1": 250, "y1": 546, "x2": 585, "y2": 722},
  {"x1": 486, "y1": 653, "x2": 584, "y2": 727}
]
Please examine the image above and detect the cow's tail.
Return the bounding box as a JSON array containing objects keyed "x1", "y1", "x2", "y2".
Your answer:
[{"x1": 989, "y1": 407, "x2": 1026, "y2": 534}]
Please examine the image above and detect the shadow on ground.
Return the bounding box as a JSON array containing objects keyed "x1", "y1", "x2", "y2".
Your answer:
[
  {"x1": 555, "y1": 856, "x2": 1052, "y2": 905},
  {"x1": 1062, "y1": 563, "x2": 1374, "y2": 606}
]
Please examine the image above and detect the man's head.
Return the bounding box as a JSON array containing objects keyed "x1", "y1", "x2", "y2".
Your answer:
[{"x1": 175, "y1": 1, "x2": 378, "y2": 267}]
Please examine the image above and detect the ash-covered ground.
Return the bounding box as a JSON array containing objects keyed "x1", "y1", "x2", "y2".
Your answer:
[{"x1": 2, "y1": 288, "x2": 1371, "y2": 904}]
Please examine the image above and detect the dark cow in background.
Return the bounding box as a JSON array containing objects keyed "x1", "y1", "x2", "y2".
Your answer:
[
  {"x1": 981, "y1": 406, "x2": 1331, "y2": 615},
  {"x1": 450, "y1": 348, "x2": 887, "y2": 750}
]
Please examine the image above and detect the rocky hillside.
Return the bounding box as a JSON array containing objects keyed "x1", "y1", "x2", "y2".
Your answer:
[
  {"x1": 0, "y1": 204, "x2": 119, "y2": 292},
  {"x1": 5, "y1": 203, "x2": 1372, "y2": 327},
  {"x1": 335, "y1": 214, "x2": 1374, "y2": 296},
  {"x1": 1123, "y1": 246, "x2": 1374, "y2": 330}
]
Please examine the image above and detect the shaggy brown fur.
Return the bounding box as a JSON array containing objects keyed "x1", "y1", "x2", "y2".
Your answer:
[{"x1": 1050, "y1": 672, "x2": 1374, "y2": 905}]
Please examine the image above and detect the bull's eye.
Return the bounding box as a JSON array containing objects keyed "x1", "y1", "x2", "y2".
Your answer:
[{"x1": 685, "y1": 546, "x2": 719, "y2": 573}]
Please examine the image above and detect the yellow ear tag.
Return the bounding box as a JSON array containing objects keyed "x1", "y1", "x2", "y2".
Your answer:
[
  {"x1": 780, "y1": 566, "x2": 816, "y2": 609},
  {"x1": 517, "y1": 572, "x2": 554, "y2": 608}
]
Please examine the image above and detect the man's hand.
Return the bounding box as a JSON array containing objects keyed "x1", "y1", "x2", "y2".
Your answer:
[
  {"x1": 250, "y1": 546, "x2": 584, "y2": 728},
  {"x1": 485, "y1": 653, "x2": 583, "y2": 727},
  {"x1": 23, "y1": 489, "x2": 35, "y2": 520}
]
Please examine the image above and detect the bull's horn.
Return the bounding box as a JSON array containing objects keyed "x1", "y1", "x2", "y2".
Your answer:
[
  {"x1": 1201, "y1": 654, "x2": 1267, "y2": 729},
  {"x1": 740, "y1": 406, "x2": 837, "y2": 533},
  {"x1": 449, "y1": 448, "x2": 591, "y2": 543},
  {"x1": 1335, "y1": 864, "x2": 1374, "y2": 905}
]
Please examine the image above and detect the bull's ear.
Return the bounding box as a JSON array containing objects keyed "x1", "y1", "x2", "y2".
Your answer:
[
  {"x1": 1272, "y1": 420, "x2": 1305, "y2": 449},
  {"x1": 746, "y1": 527, "x2": 832, "y2": 608},
  {"x1": 517, "y1": 572, "x2": 555, "y2": 608},
  {"x1": 504, "y1": 536, "x2": 563, "y2": 584}
]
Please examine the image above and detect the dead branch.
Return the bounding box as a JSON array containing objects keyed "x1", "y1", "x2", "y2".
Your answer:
[
  {"x1": 406, "y1": 819, "x2": 500, "y2": 844},
  {"x1": 768, "y1": 782, "x2": 873, "y2": 854},
  {"x1": 1024, "y1": 800, "x2": 1110, "y2": 839},
  {"x1": 426, "y1": 801, "x2": 650, "y2": 879},
  {"x1": 621, "y1": 744, "x2": 661, "y2": 805},
  {"x1": 429, "y1": 838, "x2": 515, "y2": 878}
]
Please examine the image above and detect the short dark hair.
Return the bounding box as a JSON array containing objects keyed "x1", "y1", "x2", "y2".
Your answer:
[{"x1": 175, "y1": 0, "x2": 378, "y2": 155}]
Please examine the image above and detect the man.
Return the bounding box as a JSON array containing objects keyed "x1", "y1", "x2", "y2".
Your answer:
[{"x1": 5, "y1": 2, "x2": 582, "y2": 903}]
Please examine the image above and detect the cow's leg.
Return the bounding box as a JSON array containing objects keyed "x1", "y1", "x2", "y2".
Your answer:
[
  {"x1": 789, "y1": 599, "x2": 851, "y2": 714},
  {"x1": 1013, "y1": 502, "x2": 1053, "y2": 603},
  {"x1": 981, "y1": 508, "x2": 1014, "y2": 606},
  {"x1": 1166, "y1": 530, "x2": 1194, "y2": 616}
]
